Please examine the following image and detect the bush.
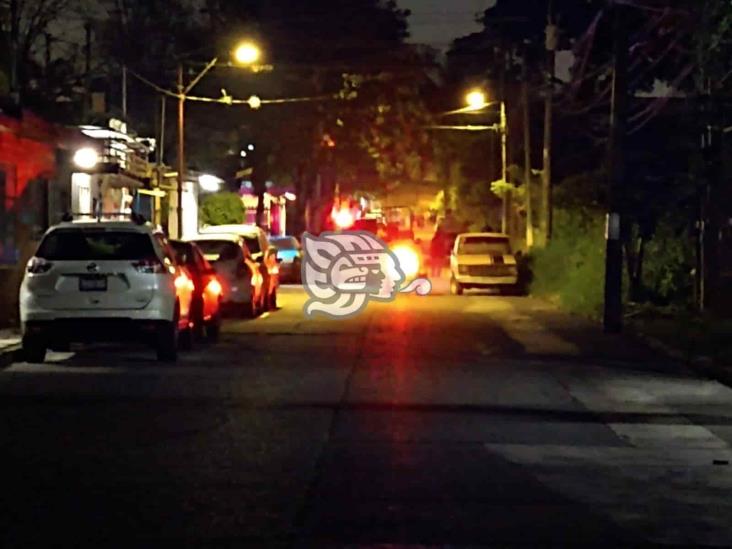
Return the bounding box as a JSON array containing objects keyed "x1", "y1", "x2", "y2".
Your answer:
[
  {"x1": 530, "y1": 207, "x2": 606, "y2": 317},
  {"x1": 199, "y1": 192, "x2": 245, "y2": 226},
  {"x1": 642, "y1": 219, "x2": 694, "y2": 305}
]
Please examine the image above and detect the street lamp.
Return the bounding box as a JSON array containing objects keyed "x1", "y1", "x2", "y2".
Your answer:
[
  {"x1": 176, "y1": 40, "x2": 263, "y2": 238},
  {"x1": 465, "y1": 89, "x2": 487, "y2": 111},
  {"x1": 233, "y1": 42, "x2": 261, "y2": 65},
  {"x1": 198, "y1": 174, "x2": 223, "y2": 193},
  {"x1": 73, "y1": 147, "x2": 99, "y2": 170}
]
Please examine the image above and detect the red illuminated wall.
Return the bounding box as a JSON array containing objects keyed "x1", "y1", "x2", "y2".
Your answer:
[{"x1": 0, "y1": 112, "x2": 58, "y2": 206}]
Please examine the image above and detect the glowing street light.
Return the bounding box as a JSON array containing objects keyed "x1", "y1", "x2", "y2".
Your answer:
[
  {"x1": 198, "y1": 174, "x2": 223, "y2": 192},
  {"x1": 247, "y1": 95, "x2": 262, "y2": 110},
  {"x1": 73, "y1": 147, "x2": 99, "y2": 170},
  {"x1": 233, "y1": 42, "x2": 261, "y2": 65},
  {"x1": 465, "y1": 89, "x2": 488, "y2": 111}
]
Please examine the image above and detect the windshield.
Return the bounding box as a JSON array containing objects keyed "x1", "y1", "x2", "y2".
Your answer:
[
  {"x1": 458, "y1": 236, "x2": 510, "y2": 255},
  {"x1": 193, "y1": 240, "x2": 241, "y2": 262},
  {"x1": 36, "y1": 230, "x2": 155, "y2": 260},
  {"x1": 243, "y1": 235, "x2": 260, "y2": 254},
  {"x1": 270, "y1": 237, "x2": 298, "y2": 250}
]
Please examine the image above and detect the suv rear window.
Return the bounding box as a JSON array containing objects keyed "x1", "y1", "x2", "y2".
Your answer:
[
  {"x1": 242, "y1": 235, "x2": 260, "y2": 254},
  {"x1": 458, "y1": 236, "x2": 510, "y2": 255},
  {"x1": 270, "y1": 237, "x2": 298, "y2": 250},
  {"x1": 36, "y1": 230, "x2": 156, "y2": 260},
  {"x1": 194, "y1": 240, "x2": 241, "y2": 262}
]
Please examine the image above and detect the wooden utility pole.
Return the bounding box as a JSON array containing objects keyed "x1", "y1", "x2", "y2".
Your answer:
[
  {"x1": 522, "y1": 52, "x2": 533, "y2": 249},
  {"x1": 540, "y1": 0, "x2": 556, "y2": 247},
  {"x1": 603, "y1": 3, "x2": 628, "y2": 334}
]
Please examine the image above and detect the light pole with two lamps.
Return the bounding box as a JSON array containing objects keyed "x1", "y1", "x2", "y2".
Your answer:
[{"x1": 175, "y1": 41, "x2": 262, "y2": 238}]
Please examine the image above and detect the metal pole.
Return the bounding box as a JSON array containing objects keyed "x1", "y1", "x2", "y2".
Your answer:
[
  {"x1": 177, "y1": 64, "x2": 185, "y2": 239},
  {"x1": 501, "y1": 101, "x2": 508, "y2": 234}
]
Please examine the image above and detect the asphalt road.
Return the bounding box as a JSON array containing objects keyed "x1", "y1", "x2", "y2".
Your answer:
[{"x1": 2, "y1": 286, "x2": 732, "y2": 547}]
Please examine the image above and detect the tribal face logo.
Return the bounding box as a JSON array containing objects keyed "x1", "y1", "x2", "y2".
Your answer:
[{"x1": 301, "y1": 231, "x2": 431, "y2": 319}]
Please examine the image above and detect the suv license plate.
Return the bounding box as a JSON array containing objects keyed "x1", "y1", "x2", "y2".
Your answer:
[{"x1": 79, "y1": 275, "x2": 107, "y2": 292}]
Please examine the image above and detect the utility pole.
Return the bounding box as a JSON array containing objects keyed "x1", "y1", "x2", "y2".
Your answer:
[
  {"x1": 603, "y1": 2, "x2": 628, "y2": 334},
  {"x1": 522, "y1": 51, "x2": 533, "y2": 249},
  {"x1": 177, "y1": 64, "x2": 185, "y2": 239},
  {"x1": 540, "y1": 0, "x2": 556, "y2": 247}
]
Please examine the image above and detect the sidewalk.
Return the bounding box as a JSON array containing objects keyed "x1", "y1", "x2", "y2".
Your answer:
[
  {"x1": 627, "y1": 313, "x2": 732, "y2": 388},
  {"x1": 0, "y1": 329, "x2": 22, "y2": 368}
]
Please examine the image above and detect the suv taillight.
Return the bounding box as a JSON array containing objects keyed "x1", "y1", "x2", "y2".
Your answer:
[
  {"x1": 132, "y1": 258, "x2": 165, "y2": 273},
  {"x1": 26, "y1": 257, "x2": 53, "y2": 274}
]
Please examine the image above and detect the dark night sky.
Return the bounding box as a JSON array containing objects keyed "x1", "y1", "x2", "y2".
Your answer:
[{"x1": 400, "y1": 0, "x2": 496, "y2": 48}]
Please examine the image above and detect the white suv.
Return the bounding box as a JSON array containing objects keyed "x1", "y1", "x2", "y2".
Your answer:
[{"x1": 19, "y1": 220, "x2": 194, "y2": 362}]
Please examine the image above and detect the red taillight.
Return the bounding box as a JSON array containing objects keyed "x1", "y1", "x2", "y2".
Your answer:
[
  {"x1": 206, "y1": 278, "x2": 222, "y2": 297},
  {"x1": 175, "y1": 273, "x2": 194, "y2": 291},
  {"x1": 26, "y1": 257, "x2": 53, "y2": 274},
  {"x1": 132, "y1": 258, "x2": 165, "y2": 273}
]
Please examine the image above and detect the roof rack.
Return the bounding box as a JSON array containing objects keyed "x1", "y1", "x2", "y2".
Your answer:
[{"x1": 60, "y1": 212, "x2": 148, "y2": 225}]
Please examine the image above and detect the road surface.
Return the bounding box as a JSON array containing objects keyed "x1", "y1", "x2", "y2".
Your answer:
[{"x1": 2, "y1": 286, "x2": 732, "y2": 547}]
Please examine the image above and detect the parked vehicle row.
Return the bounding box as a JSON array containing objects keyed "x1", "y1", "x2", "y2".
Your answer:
[{"x1": 18, "y1": 217, "x2": 292, "y2": 363}]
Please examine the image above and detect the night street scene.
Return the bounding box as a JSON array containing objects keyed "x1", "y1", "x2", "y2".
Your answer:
[{"x1": 3, "y1": 0, "x2": 732, "y2": 547}]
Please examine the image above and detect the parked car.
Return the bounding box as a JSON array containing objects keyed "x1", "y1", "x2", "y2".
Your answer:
[
  {"x1": 269, "y1": 235, "x2": 302, "y2": 283},
  {"x1": 170, "y1": 240, "x2": 223, "y2": 341},
  {"x1": 449, "y1": 232, "x2": 519, "y2": 295},
  {"x1": 19, "y1": 220, "x2": 194, "y2": 362},
  {"x1": 200, "y1": 224, "x2": 280, "y2": 309},
  {"x1": 187, "y1": 233, "x2": 265, "y2": 317}
]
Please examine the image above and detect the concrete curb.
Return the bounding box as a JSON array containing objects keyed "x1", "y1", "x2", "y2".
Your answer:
[{"x1": 632, "y1": 329, "x2": 732, "y2": 389}]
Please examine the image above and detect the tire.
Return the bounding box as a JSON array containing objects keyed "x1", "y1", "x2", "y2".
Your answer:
[
  {"x1": 269, "y1": 288, "x2": 278, "y2": 310},
  {"x1": 242, "y1": 300, "x2": 257, "y2": 318},
  {"x1": 22, "y1": 334, "x2": 46, "y2": 363},
  {"x1": 192, "y1": 298, "x2": 205, "y2": 340},
  {"x1": 49, "y1": 340, "x2": 70, "y2": 352},
  {"x1": 156, "y1": 321, "x2": 178, "y2": 362},
  {"x1": 205, "y1": 313, "x2": 221, "y2": 342},
  {"x1": 179, "y1": 326, "x2": 194, "y2": 351},
  {"x1": 450, "y1": 276, "x2": 463, "y2": 296}
]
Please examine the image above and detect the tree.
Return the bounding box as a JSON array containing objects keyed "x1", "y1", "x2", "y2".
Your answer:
[
  {"x1": 199, "y1": 192, "x2": 245, "y2": 226},
  {"x1": 0, "y1": 0, "x2": 82, "y2": 110}
]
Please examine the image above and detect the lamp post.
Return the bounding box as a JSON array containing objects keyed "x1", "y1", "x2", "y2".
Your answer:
[
  {"x1": 175, "y1": 41, "x2": 262, "y2": 238},
  {"x1": 464, "y1": 90, "x2": 508, "y2": 233}
]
